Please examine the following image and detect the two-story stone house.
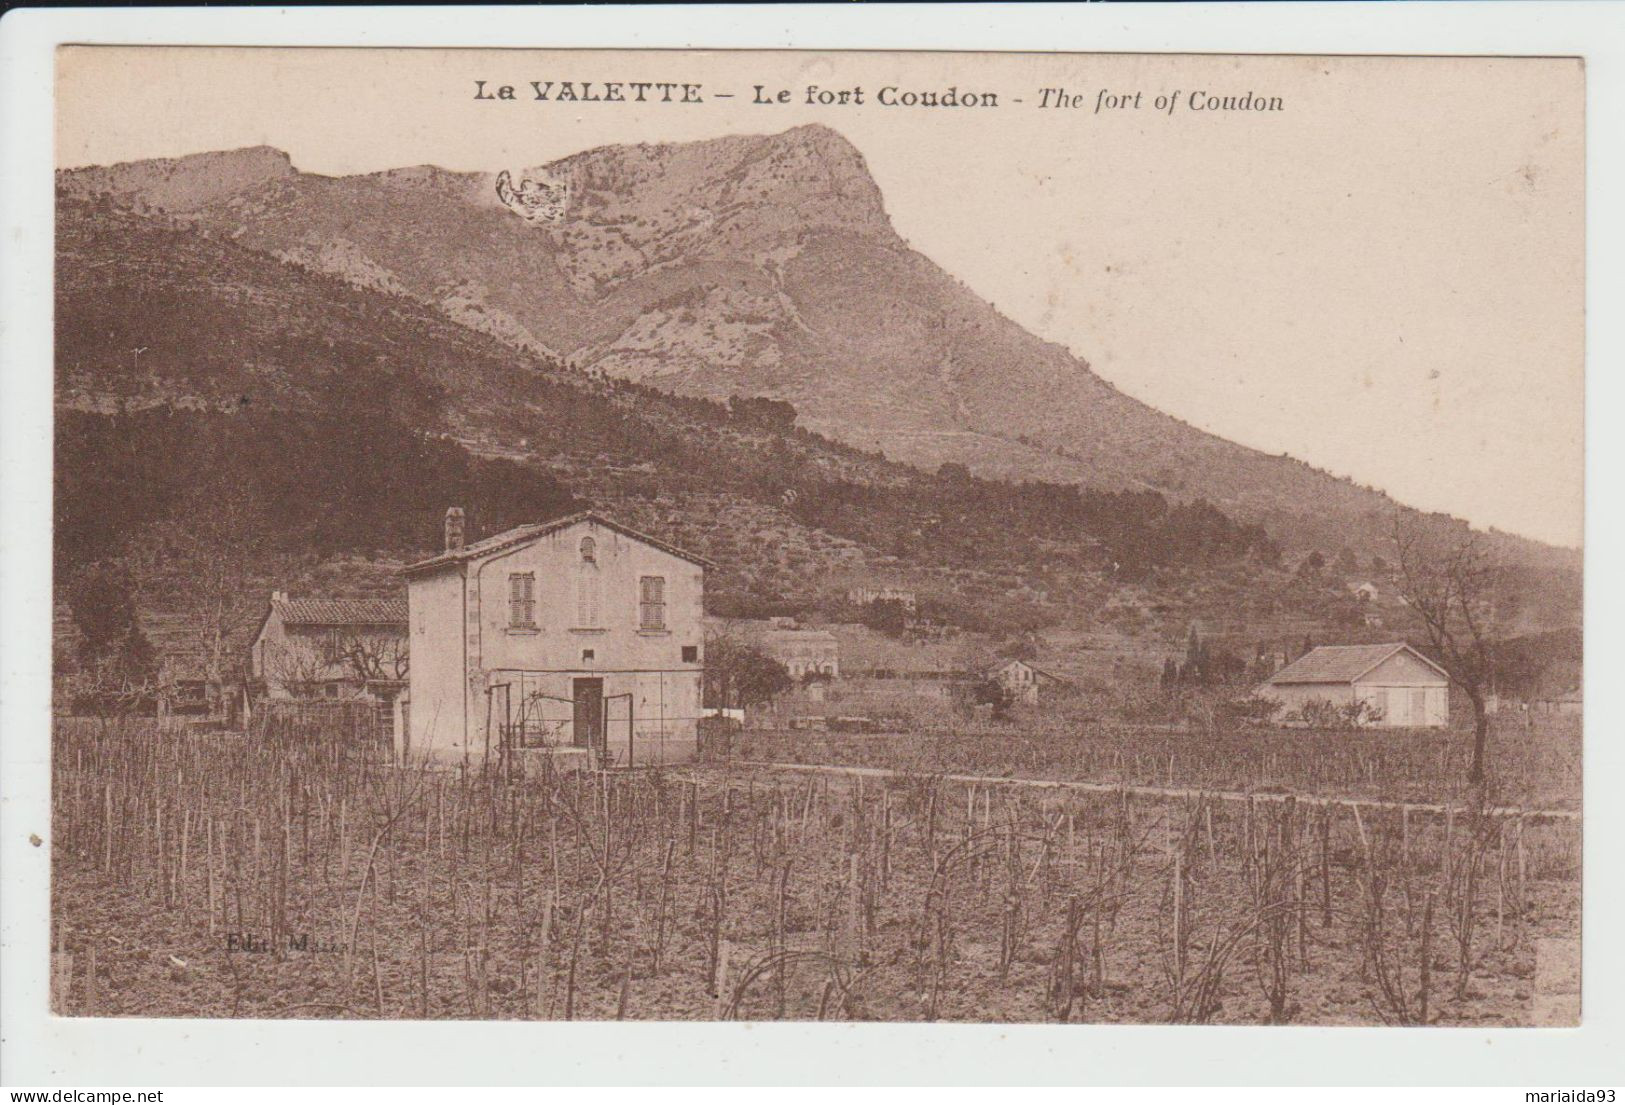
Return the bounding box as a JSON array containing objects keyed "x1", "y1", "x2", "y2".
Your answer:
[{"x1": 402, "y1": 509, "x2": 708, "y2": 767}]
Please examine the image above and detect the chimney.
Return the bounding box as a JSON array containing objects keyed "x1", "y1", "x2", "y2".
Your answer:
[
  {"x1": 271, "y1": 590, "x2": 287, "y2": 604},
  {"x1": 444, "y1": 507, "x2": 466, "y2": 553}
]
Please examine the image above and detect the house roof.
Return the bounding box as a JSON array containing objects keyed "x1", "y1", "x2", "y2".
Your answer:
[
  {"x1": 1266, "y1": 643, "x2": 1447, "y2": 686},
  {"x1": 763, "y1": 628, "x2": 839, "y2": 643},
  {"x1": 401, "y1": 511, "x2": 712, "y2": 577},
  {"x1": 272, "y1": 597, "x2": 408, "y2": 627},
  {"x1": 990, "y1": 659, "x2": 1070, "y2": 685}
]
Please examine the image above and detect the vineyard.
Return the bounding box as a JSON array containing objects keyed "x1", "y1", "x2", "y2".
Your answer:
[
  {"x1": 726, "y1": 717, "x2": 1584, "y2": 811},
  {"x1": 51, "y1": 719, "x2": 1579, "y2": 1024}
]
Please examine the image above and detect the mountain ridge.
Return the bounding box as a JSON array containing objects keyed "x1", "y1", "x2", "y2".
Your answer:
[
  {"x1": 55, "y1": 128, "x2": 1578, "y2": 570},
  {"x1": 62, "y1": 194, "x2": 1388, "y2": 656}
]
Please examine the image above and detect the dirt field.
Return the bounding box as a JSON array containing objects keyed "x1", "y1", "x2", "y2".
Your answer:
[{"x1": 50, "y1": 720, "x2": 1580, "y2": 1024}]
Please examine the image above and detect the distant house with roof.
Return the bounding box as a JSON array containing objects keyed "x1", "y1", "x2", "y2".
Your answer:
[
  {"x1": 847, "y1": 586, "x2": 917, "y2": 612},
  {"x1": 987, "y1": 658, "x2": 1068, "y2": 706},
  {"x1": 402, "y1": 509, "x2": 708, "y2": 767},
  {"x1": 249, "y1": 592, "x2": 409, "y2": 704},
  {"x1": 760, "y1": 626, "x2": 840, "y2": 680},
  {"x1": 1262, "y1": 642, "x2": 1449, "y2": 728},
  {"x1": 1348, "y1": 581, "x2": 1380, "y2": 603},
  {"x1": 1535, "y1": 687, "x2": 1582, "y2": 716}
]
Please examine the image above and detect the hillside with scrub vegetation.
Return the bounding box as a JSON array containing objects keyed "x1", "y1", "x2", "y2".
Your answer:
[{"x1": 48, "y1": 192, "x2": 1451, "y2": 704}]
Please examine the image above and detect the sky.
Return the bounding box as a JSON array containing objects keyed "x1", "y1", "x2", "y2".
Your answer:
[{"x1": 57, "y1": 47, "x2": 1585, "y2": 547}]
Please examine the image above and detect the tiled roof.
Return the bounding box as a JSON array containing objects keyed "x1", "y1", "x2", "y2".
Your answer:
[
  {"x1": 1266, "y1": 643, "x2": 1443, "y2": 686},
  {"x1": 272, "y1": 597, "x2": 408, "y2": 627},
  {"x1": 402, "y1": 511, "x2": 711, "y2": 575}
]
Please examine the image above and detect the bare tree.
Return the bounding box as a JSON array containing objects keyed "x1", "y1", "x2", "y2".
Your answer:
[
  {"x1": 137, "y1": 482, "x2": 273, "y2": 717},
  {"x1": 339, "y1": 631, "x2": 410, "y2": 688},
  {"x1": 264, "y1": 641, "x2": 332, "y2": 700},
  {"x1": 1390, "y1": 515, "x2": 1510, "y2": 787}
]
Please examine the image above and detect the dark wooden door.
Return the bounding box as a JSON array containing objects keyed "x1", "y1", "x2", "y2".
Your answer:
[{"x1": 572, "y1": 678, "x2": 605, "y2": 749}]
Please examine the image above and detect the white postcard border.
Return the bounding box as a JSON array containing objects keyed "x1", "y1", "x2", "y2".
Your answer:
[{"x1": 2, "y1": 2, "x2": 1621, "y2": 1087}]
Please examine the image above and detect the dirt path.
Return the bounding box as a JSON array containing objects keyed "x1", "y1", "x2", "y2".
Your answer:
[{"x1": 718, "y1": 759, "x2": 1582, "y2": 823}]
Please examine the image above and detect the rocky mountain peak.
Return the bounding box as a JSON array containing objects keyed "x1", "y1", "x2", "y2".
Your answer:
[
  {"x1": 58, "y1": 145, "x2": 297, "y2": 213},
  {"x1": 533, "y1": 124, "x2": 892, "y2": 246}
]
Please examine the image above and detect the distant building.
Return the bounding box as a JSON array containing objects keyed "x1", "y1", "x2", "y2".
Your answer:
[
  {"x1": 403, "y1": 510, "x2": 707, "y2": 767},
  {"x1": 1535, "y1": 688, "x2": 1582, "y2": 716},
  {"x1": 987, "y1": 658, "x2": 1068, "y2": 706},
  {"x1": 1349, "y1": 581, "x2": 1380, "y2": 603},
  {"x1": 156, "y1": 651, "x2": 228, "y2": 721},
  {"x1": 760, "y1": 627, "x2": 840, "y2": 680},
  {"x1": 853, "y1": 668, "x2": 971, "y2": 704},
  {"x1": 848, "y1": 586, "x2": 917, "y2": 611},
  {"x1": 1262, "y1": 642, "x2": 1449, "y2": 728}
]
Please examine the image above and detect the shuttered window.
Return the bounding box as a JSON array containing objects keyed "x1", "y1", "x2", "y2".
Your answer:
[
  {"x1": 640, "y1": 576, "x2": 667, "y2": 630},
  {"x1": 576, "y1": 568, "x2": 601, "y2": 627},
  {"x1": 509, "y1": 572, "x2": 536, "y2": 628}
]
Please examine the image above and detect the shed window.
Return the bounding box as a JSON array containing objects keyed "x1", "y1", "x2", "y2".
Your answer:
[
  {"x1": 640, "y1": 576, "x2": 667, "y2": 630},
  {"x1": 509, "y1": 572, "x2": 536, "y2": 627}
]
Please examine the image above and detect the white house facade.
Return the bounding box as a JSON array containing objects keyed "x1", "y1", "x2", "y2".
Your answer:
[
  {"x1": 1263, "y1": 642, "x2": 1450, "y2": 728},
  {"x1": 403, "y1": 510, "x2": 707, "y2": 766}
]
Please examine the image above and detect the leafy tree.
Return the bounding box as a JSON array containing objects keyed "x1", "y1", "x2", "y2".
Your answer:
[
  {"x1": 858, "y1": 598, "x2": 910, "y2": 638},
  {"x1": 703, "y1": 629, "x2": 793, "y2": 710},
  {"x1": 66, "y1": 562, "x2": 143, "y2": 666},
  {"x1": 728, "y1": 395, "x2": 798, "y2": 430},
  {"x1": 64, "y1": 562, "x2": 157, "y2": 711},
  {"x1": 964, "y1": 676, "x2": 1015, "y2": 719}
]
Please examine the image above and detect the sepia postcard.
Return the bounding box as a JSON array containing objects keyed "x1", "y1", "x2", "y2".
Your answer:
[{"x1": 37, "y1": 41, "x2": 1585, "y2": 1037}]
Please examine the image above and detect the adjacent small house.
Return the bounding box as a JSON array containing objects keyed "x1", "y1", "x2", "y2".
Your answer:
[
  {"x1": 1262, "y1": 642, "x2": 1449, "y2": 728},
  {"x1": 403, "y1": 509, "x2": 708, "y2": 767},
  {"x1": 249, "y1": 593, "x2": 409, "y2": 703}
]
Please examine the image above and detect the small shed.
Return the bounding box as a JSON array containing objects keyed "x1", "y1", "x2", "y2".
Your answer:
[{"x1": 1263, "y1": 643, "x2": 1449, "y2": 728}]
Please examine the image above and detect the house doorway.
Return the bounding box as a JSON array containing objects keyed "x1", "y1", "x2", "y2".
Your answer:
[{"x1": 572, "y1": 677, "x2": 605, "y2": 749}]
